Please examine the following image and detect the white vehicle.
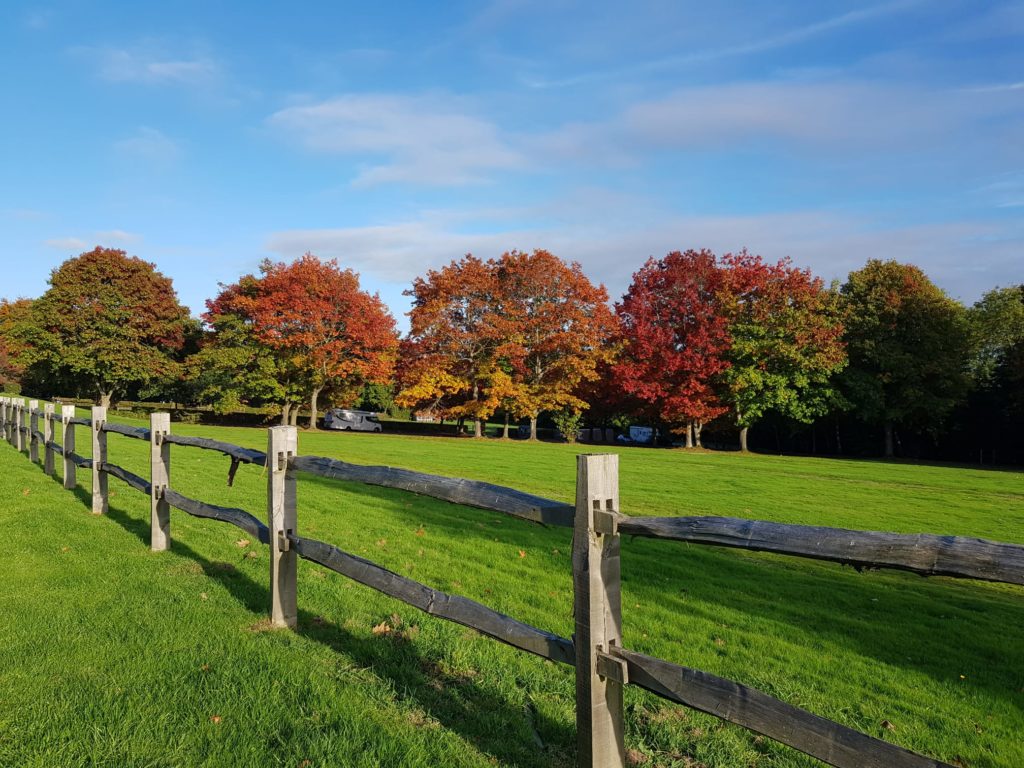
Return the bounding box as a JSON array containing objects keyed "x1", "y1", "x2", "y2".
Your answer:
[{"x1": 322, "y1": 409, "x2": 383, "y2": 432}]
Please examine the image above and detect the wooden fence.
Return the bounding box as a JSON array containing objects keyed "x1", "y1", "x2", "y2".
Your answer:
[{"x1": 2, "y1": 394, "x2": 1022, "y2": 768}]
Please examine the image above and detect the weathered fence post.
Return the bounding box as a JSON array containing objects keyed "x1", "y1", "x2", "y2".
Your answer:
[
  {"x1": 14, "y1": 398, "x2": 25, "y2": 452},
  {"x1": 61, "y1": 405, "x2": 76, "y2": 489},
  {"x1": 268, "y1": 425, "x2": 298, "y2": 628},
  {"x1": 43, "y1": 403, "x2": 55, "y2": 475},
  {"x1": 91, "y1": 405, "x2": 108, "y2": 515},
  {"x1": 0, "y1": 397, "x2": 8, "y2": 443},
  {"x1": 572, "y1": 453, "x2": 625, "y2": 768},
  {"x1": 29, "y1": 400, "x2": 40, "y2": 463},
  {"x1": 150, "y1": 413, "x2": 171, "y2": 552}
]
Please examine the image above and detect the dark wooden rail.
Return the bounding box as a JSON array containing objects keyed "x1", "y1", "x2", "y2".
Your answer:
[
  {"x1": 618, "y1": 515, "x2": 1024, "y2": 587},
  {"x1": 289, "y1": 532, "x2": 576, "y2": 665},
  {"x1": 101, "y1": 423, "x2": 151, "y2": 441},
  {"x1": 101, "y1": 462, "x2": 151, "y2": 495},
  {"x1": 291, "y1": 455, "x2": 575, "y2": 527},
  {"x1": 605, "y1": 646, "x2": 950, "y2": 768},
  {"x1": 163, "y1": 434, "x2": 267, "y2": 466},
  {"x1": 163, "y1": 488, "x2": 270, "y2": 544}
]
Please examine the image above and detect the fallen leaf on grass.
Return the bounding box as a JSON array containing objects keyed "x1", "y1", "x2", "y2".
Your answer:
[
  {"x1": 235, "y1": 538, "x2": 249, "y2": 548},
  {"x1": 22, "y1": 488, "x2": 30, "y2": 496},
  {"x1": 518, "y1": 550, "x2": 527, "y2": 559},
  {"x1": 210, "y1": 715, "x2": 222, "y2": 724},
  {"x1": 881, "y1": 719, "x2": 896, "y2": 731},
  {"x1": 200, "y1": 664, "x2": 211, "y2": 673},
  {"x1": 200, "y1": 592, "x2": 209, "y2": 601},
  {"x1": 375, "y1": 538, "x2": 387, "y2": 547},
  {"x1": 60, "y1": 546, "x2": 70, "y2": 553},
  {"x1": 626, "y1": 748, "x2": 649, "y2": 766},
  {"x1": 372, "y1": 621, "x2": 392, "y2": 636},
  {"x1": 415, "y1": 526, "x2": 426, "y2": 537}
]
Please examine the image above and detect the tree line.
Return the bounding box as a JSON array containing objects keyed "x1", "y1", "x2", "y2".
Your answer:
[{"x1": 1, "y1": 245, "x2": 1021, "y2": 463}]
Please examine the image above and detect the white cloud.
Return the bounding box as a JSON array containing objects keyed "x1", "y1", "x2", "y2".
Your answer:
[
  {"x1": 44, "y1": 237, "x2": 87, "y2": 251},
  {"x1": 268, "y1": 94, "x2": 525, "y2": 186},
  {"x1": 265, "y1": 205, "x2": 1022, "y2": 307},
  {"x1": 95, "y1": 229, "x2": 142, "y2": 244},
  {"x1": 75, "y1": 43, "x2": 220, "y2": 87},
  {"x1": 114, "y1": 127, "x2": 182, "y2": 165}
]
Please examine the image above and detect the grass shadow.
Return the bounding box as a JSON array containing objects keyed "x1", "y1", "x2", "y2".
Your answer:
[{"x1": 99, "y1": 497, "x2": 575, "y2": 768}]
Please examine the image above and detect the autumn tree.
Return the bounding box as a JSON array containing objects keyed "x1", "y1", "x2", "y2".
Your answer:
[
  {"x1": 0, "y1": 298, "x2": 33, "y2": 392},
  {"x1": 615, "y1": 250, "x2": 730, "y2": 447},
  {"x1": 840, "y1": 259, "x2": 970, "y2": 457},
  {"x1": 249, "y1": 254, "x2": 398, "y2": 429},
  {"x1": 188, "y1": 275, "x2": 292, "y2": 417},
  {"x1": 397, "y1": 255, "x2": 515, "y2": 438},
  {"x1": 496, "y1": 249, "x2": 616, "y2": 440},
  {"x1": 25, "y1": 247, "x2": 191, "y2": 406},
  {"x1": 720, "y1": 250, "x2": 847, "y2": 452}
]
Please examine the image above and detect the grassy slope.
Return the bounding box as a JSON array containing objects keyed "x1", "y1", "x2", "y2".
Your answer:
[{"x1": 1, "y1": 411, "x2": 1022, "y2": 767}]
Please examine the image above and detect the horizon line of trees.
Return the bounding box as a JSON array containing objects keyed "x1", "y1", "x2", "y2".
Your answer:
[{"x1": 0, "y1": 245, "x2": 1021, "y2": 463}]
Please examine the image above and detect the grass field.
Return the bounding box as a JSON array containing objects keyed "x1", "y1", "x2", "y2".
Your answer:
[{"x1": 1, "y1": 407, "x2": 1022, "y2": 767}]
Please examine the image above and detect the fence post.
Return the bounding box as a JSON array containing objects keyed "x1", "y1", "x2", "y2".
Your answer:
[
  {"x1": 572, "y1": 453, "x2": 625, "y2": 768},
  {"x1": 91, "y1": 406, "x2": 108, "y2": 515},
  {"x1": 14, "y1": 398, "x2": 24, "y2": 452},
  {"x1": 267, "y1": 425, "x2": 298, "y2": 628},
  {"x1": 3, "y1": 397, "x2": 10, "y2": 444},
  {"x1": 29, "y1": 400, "x2": 40, "y2": 463},
  {"x1": 150, "y1": 413, "x2": 171, "y2": 552},
  {"x1": 0, "y1": 397, "x2": 7, "y2": 443},
  {"x1": 61, "y1": 405, "x2": 76, "y2": 489},
  {"x1": 43, "y1": 403, "x2": 55, "y2": 475}
]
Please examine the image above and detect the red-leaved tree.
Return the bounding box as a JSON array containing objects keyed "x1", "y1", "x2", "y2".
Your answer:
[{"x1": 615, "y1": 250, "x2": 731, "y2": 446}]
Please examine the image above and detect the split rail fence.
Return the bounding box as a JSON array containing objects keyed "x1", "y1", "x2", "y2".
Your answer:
[{"x1": 2, "y1": 395, "x2": 1022, "y2": 768}]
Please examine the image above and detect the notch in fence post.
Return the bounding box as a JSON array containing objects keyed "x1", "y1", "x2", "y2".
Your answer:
[
  {"x1": 43, "y1": 403, "x2": 55, "y2": 475},
  {"x1": 61, "y1": 405, "x2": 76, "y2": 489},
  {"x1": 29, "y1": 400, "x2": 39, "y2": 462},
  {"x1": 14, "y1": 398, "x2": 24, "y2": 452},
  {"x1": 150, "y1": 413, "x2": 171, "y2": 552},
  {"x1": 268, "y1": 425, "x2": 298, "y2": 628},
  {"x1": 91, "y1": 406, "x2": 108, "y2": 515},
  {"x1": 572, "y1": 453, "x2": 625, "y2": 768}
]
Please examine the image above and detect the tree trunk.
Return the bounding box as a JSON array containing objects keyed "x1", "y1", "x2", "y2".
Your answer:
[
  {"x1": 739, "y1": 426, "x2": 749, "y2": 453},
  {"x1": 694, "y1": 421, "x2": 704, "y2": 448},
  {"x1": 529, "y1": 415, "x2": 538, "y2": 441},
  {"x1": 281, "y1": 403, "x2": 291, "y2": 426},
  {"x1": 685, "y1": 421, "x2": 693, "y2": 449},
  {"x1": 835, "y1": 419, "x2": 843, "y2": 455},
  {"x1": 289, "y1": 406, "x2": 299, "y2": 427},
  {"x1": 502, "y1": 411, "x2": 510, "y2": 439},
  {"x1": 884, "y1": 421, "x2": 894, "y2": 458},
  {"x1": 474, "y1": 418, "x2": 482, "y2": 438},
  {"x1": 308, "y1": 386, "x2": 323, "y2": 431}
]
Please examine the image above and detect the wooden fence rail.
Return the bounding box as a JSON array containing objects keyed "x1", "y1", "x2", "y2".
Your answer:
[{"x1": 1, "y1": 394, "x2": 1021, "y2": 768}]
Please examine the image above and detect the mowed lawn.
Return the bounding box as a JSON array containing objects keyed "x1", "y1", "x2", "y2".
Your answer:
[{"x1": 2, "y1": 409, "x2": 1022, "y2": 767}]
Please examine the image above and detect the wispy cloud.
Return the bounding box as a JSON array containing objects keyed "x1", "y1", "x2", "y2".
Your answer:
[
  {"x1": 114, "y1": 127, "x2": 182, "y2": 165},
  {"x1": 23, "y1": 8, "x2": 55, "y2": 30},
  {"x1": 75, "y1": 42, "x2": 220, "y2": 87},
  {"x1": 44, "y1": 237, "x2": 88, "y2": 251},
  {"x1": 95, "y1": 229, "x2": 142, "y2": 244},
  {"x1": 268, "y1": 93, "x2": 525, "y2": 186},
  {"x1": 524, "y1": 0, "x2": 921, "y2": 88},
  {"x1": 265, "y1": 200, "x2": 1023, "y2": 305}
]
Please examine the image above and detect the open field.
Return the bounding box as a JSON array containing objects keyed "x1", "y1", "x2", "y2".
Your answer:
[{"x1": 2, "y1": 412, "x2": 1022, "y2": 767}]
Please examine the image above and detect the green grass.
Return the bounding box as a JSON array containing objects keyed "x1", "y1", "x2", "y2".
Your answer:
[{"x1": 1, "y1": 408, "x2": 1022, "y2": 767}]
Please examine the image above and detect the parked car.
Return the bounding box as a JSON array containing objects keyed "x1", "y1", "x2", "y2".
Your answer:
[{"x1": 322, "y1": 409, "x2": 383, "y2": 432}]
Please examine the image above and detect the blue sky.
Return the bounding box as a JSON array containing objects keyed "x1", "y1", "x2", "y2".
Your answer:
[{"x1": 1, "y1": 1, "x2": 1021, "y2": 329}]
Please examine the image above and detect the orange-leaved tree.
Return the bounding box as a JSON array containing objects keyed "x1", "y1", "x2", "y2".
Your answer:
[
  {"x1": 397, "y1": 255, "x2": 516, "y2": 437},
  {"x1": 247, "y1": 254, "x2": 398, "y2": 429},
  {"x1": 496, "y1": 249, "x2": 616, "y2": 440}
]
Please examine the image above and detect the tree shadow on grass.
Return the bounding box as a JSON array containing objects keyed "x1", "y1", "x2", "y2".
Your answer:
[{"x1": 98, "y1": 498, "x2": 575, "y2": 768}]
